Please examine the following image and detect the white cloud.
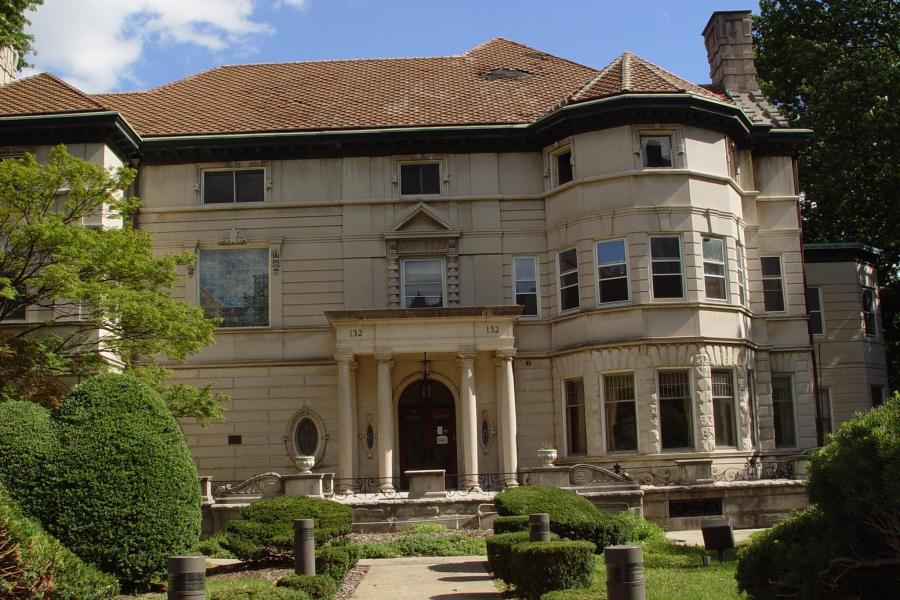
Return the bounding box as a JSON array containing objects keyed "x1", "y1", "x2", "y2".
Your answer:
[
  {"x1": 25, "y1": 0, "x2": 280, "y2": 92},
  {"x1": 275, "y1": 0, "x2": 309, "y2": 8}
]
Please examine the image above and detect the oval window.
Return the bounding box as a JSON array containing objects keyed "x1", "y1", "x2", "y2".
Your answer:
[
  {"x1": 481, "y1": 417, "x2": 492, "y2": 448},
  {"x1": 295, "y1": 417, "x2": 319, "y2": 456},
  {"x1": 365, "y1": 424, "x2": 375, "y2": 451}
]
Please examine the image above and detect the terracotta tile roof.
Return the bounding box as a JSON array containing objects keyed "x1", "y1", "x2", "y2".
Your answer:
[
  {"x1": 0, "y1": 72, "x2": 106, "y2": 115},
  {"x1": 0, "y1": 40, "x2": 753, "y2": 137}
]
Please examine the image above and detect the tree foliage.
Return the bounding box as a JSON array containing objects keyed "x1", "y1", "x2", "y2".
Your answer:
[
  {"x1": 0, "y1": 1, "x2": 42, "y2": 69},
  {"x1": 754, "y1": 0, "x2": 900, "y2": 385},
  {"x1": 0, "y1": 146, "x2": 221, "y2": 418}
]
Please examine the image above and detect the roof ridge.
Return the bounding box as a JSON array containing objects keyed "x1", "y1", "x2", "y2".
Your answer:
[
  {"x1": 568, "y1": 52, "x2": 627, "y2": 102},
  {"x1": 630, "y1": 54, "x2": 695, "y2": 92},
  {"x1": 621, "y1": 52, "x2": 632, "y2": 91},
  {"x1": 2, "y1": 72, "x2": 108, "y2": 110}
]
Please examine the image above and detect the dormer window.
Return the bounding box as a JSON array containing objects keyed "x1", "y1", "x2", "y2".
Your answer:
[
  {"x1": 400, "y1": 163, "x2": 441, "y2": 195},
  {"x1": 641, "y1": 135, "x2": 673, "y2": 168}
]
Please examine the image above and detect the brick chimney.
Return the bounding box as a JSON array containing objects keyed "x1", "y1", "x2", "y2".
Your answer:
[
  {"x1": 0, "y1": 47, "x2": 18, "y2": 85},
  {"x1": 702, "y1": 10, "x2": 759, "y2": 93}
]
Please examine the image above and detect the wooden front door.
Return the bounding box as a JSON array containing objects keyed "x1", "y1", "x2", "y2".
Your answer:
[{"x1": 398, "y1": 379, "x2": 457, "y2": 490}]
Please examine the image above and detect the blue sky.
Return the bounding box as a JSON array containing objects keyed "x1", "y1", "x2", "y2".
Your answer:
[{"x1": 25, "y1": 1, "x2": 760, "y2": 94}]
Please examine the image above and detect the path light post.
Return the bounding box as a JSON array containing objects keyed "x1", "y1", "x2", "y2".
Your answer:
[
  {"x1": 167, "y1": 556, "x2": 205, "y2": 600},
  {"x1": 604, "y1": 545, "x2": 645, "y2": 600},
  {"x1": 293, "y1": 518, "x2": 316, "y2": 575},
  {"x1": 528, "y1": 513, "x2": 550, "y2": 542}
]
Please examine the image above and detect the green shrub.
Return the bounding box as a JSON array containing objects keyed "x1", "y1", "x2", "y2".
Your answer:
[
  {"x1": 492, "y1": 515, "x2": 529, "y2": 534},
  {"x1": 615, "y1": 510, "x2": 665, "y2": 543},
  {"x1": 508, "y1": 540, "x2": 596, "y2": 599},
  {"x1": 226, "y1": 496, "x2": 353, "y2": 561},
  {"x1": 393, "y1": 533, "x2": 485, "y2": 557},
  {"x1": 212, "y1": 585, "x2": 311, "y2": 600},
  {"x1": 354, "y1": 541, "x2": 399, "y2": 559},
  {"x1": 0, "y1": 483, "x2": 119, "y2": 599},
  {"x1": 551, "y1": 511, "x2": 630, "y2": 553},
  {"x1": 315, "y1": 546, "x2": 350, "y2": 583},
  {"x1": 401, "y1": 522, "x2": 447, "y2": 535},
  {"x1": 0, "y1": 401, "x2": 58, "y2": 520},
  {"x1": 486, "y1": 532, "x2": 531, "y2": 583},
  {"x1": 736, "y1": 506, "x2": 830, "y2": 600},
  {"x1": 46, "y1": 374, "x2": 201, "y2": 589},
  {"x1": 197, "y1": 533, "x2": 237, "y2": 559},
  {"x1": 277, "y1": 574, "x2": 337, "y2": 600}
]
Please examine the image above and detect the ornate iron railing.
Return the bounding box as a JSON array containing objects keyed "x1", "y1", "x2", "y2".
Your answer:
[
  {"x1": 212, "y1": 472, "x2": 283, "y2": 499},
  {"x1": 611, "y1": 455, "x2": 801, "y2": 487}
]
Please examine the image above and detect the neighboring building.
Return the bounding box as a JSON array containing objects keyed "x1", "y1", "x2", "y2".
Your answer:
[{"x1": 0, "y1": 11, "x2": 887, "y2": 492}]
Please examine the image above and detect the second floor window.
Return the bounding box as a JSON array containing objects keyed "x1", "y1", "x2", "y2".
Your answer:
[
  {"x1": 806, "y1": 287, "x2": 824, "y2": 335},
  {"x1": 513, "y1": 256, "x2": 539, "y2": 317},
  {"x1": 203, "y1": 169, "x2": 265, "y2": 204},
  {"x1": 641, "y1": 135, "x2": 673, "y2": 168},
  {"x1": 199, "y1": 248, "x2": 269, "y2": 327},
  {"x1": 596, "y1": 239, "x2": 629, "y2": 303},
  {"x1": 650, "y1": 236, "x2": 683, "y2": 299},
  {"x1": 400, "y1": 163, "x2": 440, "y2": 195},
  {"x1": 555, "y1": 150, "x2": 573, "y2": 186},
  {"x1": 761, "y1": 256, "x2": 785, "y2": 312},
  {"x1": 402, "y1": 258, "x2": 444, "y2": 308},
  {"x1": 558, "y1": 248, "x2": 579, "y2": 312},
  {"x1": 736, "y1": 243, "x2": 748, "y2": 306},
  {"x1": 702, "y1": 237, "x2": 727, "y2": 300},
  {"x1": 862, "y1": 287, "x2": 877, "y2": 337}
]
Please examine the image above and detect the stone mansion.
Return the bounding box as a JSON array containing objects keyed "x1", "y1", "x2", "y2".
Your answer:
[{"x1": 0, "y1": 11, "x2": 888, "y2": 494}]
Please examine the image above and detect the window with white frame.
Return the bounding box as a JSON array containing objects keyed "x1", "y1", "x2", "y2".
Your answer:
[
  {"x1": 806, "y1": 287, "x2": 824, "y2": 335},
  {"x1": 596, "y1": 239, "x2": 629, "y2": 303},
  {"x1": 862, "y1": 287, "x2": 877, "y2": 337},
  {"x1": 736, "y1": 243, "x2": 748, "y2": 306},
  {"x1": 650, "y1": 236, "x2": 684, "y2": 299},
  {"x1": 402, "y1": 258, "x2": 444, "y2": 308},
  {"x1": 658, "y1": 370, "x2": 693, "y2": 450},
  {"x1": 199, "y1": 248, "x2": 269, "y2": 327},
  {"x1": 712, "y1": 369, "x2": 737, "y2": 448},
  {"x1": 513, "y1": 256, "x2": 539, "y2": 317},
  {"x1": 565, "y1": 378, "x2": 587, "y2": 455},
  {"x1": 558, "y1": 247, "x2": 580, "y2": 312},
  {"x1": 604, "y1": 373, "x2": 637, "y2": 452},
  {"x1": 400, "y1": 162, "x2": 441, "y2": 195},
  {"x1": 771, "y1": 375, "x2": 797, "y2": 448},
  {"x1": 203, "y1": 168, "x2": 265, "y2": 204},
  {"x1": 702, "y1": 237, "x2": 728, "y2": 300},
  {"x1": 640, "y1": 135, "x2": 673, "y2": 168},
  {"x1": 761, "y1": 256, "x2": 785, "y2": 312},
  {"x1": 553, "y1": 149, "x2": 573, "y2": 186}
]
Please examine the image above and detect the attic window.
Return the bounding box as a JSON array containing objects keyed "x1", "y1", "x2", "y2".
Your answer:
[
  {"x1": 483, "y1": 68, "x2": 532, "y2": 80},
  {"x1": 526, "y1": 52, "x2": 548, "y2": 60}
]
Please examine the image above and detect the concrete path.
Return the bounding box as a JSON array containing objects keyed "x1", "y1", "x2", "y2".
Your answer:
[
  {"x1": 352, "y1": 556, "x2": 502, "y2": 600},
  {"x1": 665, "y1": 528, "x2": 764, "y2": 546}
]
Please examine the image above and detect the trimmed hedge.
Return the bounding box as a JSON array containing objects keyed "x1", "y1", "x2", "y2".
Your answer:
[
  {"x1": 492, "y1": 515, "x2": 529, "y2": 534},
  {"x1": 0, "y1": 484, "x2": 119, "y2": 599},
  {"x1": 315, "y1": 546, "x2": 352, "y2": 583},
  {"x1": 508, "y1": 540, "x2": 596, "y2": 599},
  {"x1": 485, "y1": 531, "x2": 559, "y2": 583},
  {"x1": 277, "y1": 574, "x2": 337, "y2": 600},
  {"x1": 212, "y1": 586, "x2": 311, "y2": 600},
  {"x1": 225, "y1": 496, "x2": 353, "y2": 561},
  {"x1": 0, "y1": 401, "x2": 59, "y2": 520}
]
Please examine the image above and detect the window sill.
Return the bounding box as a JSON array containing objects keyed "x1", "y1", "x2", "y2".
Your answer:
[{"x1": 596, "y1": 300, "x2": 631, "y2": 308}]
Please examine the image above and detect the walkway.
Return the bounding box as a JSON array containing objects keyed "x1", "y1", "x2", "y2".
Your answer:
[
  {"x1": 665, "y1": 527, "x2": 765, "y2": 546},
  {"x1": 351, "y1": 556, "x2": 503, "y2": 600}
]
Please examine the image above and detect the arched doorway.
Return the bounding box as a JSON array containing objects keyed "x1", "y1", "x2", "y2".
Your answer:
[{"x1": 398, "y1": 378, "x2": 458, "y2": 489}]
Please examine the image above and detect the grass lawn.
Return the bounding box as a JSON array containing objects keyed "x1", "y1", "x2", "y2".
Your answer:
[
  {"x1": 125, "y1": 572, "x2": 291, "y2": 599},
  {"x1": 541, "y1": 539, "x2": 743, "y2": 600}
]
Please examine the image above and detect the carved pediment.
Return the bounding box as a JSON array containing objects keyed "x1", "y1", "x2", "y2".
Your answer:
[{"x1": 386, "y1": 202, "x2": 460, "y2": 239}]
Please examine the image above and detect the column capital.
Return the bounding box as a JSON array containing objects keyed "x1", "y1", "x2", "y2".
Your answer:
[
  {"x1": 457, "y1": 348, "x2": 477, "y2": 364},
  {"x1": 494, "y1": 349, "x2": 517, "y2": 365},
  {"x1": 334, "y1": 353, "x2": 356, "y2": 366},
  {"x1": 374, "y1": 350, "x2": 393, "y2": 365}
]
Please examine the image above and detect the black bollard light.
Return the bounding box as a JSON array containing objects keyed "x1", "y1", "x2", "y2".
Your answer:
[
  {"x1": 528, "y1": 513, "x2": 550, "y2": 542},
  {"x1": 293, "y1": 518, "x2": 316, "y2": 576},
  {"x1": 604, "y1": 545, "x2": 645, "y2": 600},
  {"x1": 167, "y1": 556, "x2": 205, "y2": 600}
]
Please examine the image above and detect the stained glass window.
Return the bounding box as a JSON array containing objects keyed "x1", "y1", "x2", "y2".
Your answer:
[{"x1": 199, "y1": 248, "x2": 269, "y2": 327}]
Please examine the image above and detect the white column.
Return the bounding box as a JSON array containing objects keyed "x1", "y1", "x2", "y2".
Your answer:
[
  {"x1": 375, "y1": 353, "x2": 395, "y2": 490},
  {"x1": 495, "y1": 350, "x2": 518, "y2": 486},
  {"x1": 458, "y1": 352, "x2": 480, "y2": 491},
  {"x1": 335, "y1": 355, "x2": 356, "y2": 492}
]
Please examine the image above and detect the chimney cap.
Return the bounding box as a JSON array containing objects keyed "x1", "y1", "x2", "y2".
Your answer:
[{"x1": 702, "y1": 10, "x2": 754, "y2": 37}]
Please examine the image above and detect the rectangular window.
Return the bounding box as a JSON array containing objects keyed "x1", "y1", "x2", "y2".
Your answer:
[
  {"x1": 203, "y1": 169, "x2": 265, "y2": 204},
  {"x1": 199, "y1": 248, "x2": 269, "y2": 327},
  {"x1": 641, "y1": 135, "x2": 673, "y2": 168},
  {"x1": 871, "y1": 385, "x2": 884, "y2": 407},
  {"x1": 862, "y1": 287, "x2": 877, "y2": 337},
  {"x1": 771, "y1": 375, "x2": 797, "y2": 448},
  {"x1": 402, "y1": 258, "x2": 444, "y2": 308},
  {"x1": 736, "y1": 243, "x2": 748, "y2": 306},
  {"x1": 604, "y1": 373, "x2": 637, "y2": 452},
  {"x1": 565, "y1": 379, "x2": 587, "y2": 456},
  {"x1": 806, "y1": 287, "x2": 824, "y2": 336},
  {"x1": 558, "y1": 247, "x2": 580, "y2": 312},
  {"x1": 650, "y1": 236, "x2": 684, "y2": 299},
  {"x1": 712, "y1": 369, "x2": 737, "y2": 448},
  {"x1": 400, "y1": 163, "x2": 440, "y2": 195},
  {"x1": 817, "y1": 388, "x2": 832, "y2": 435},
  {"x1": 596, "y1": 239, "x2": 629, "y2": 303},
  {"x1": 513, "y1": 256, "x2": 539, "y2": 317},
  {"x1": 702, "y1": 237, "x2": 728, "y2": 300},
  {"x1": 761, "y1": 256, "x2": 785, "y2": 312},
  {"x1": 658, "y1": 370, "x2": 693, "y2": 450},
  {"x1": 555, "y1": 150, "x2": 573, "y2": 186}
]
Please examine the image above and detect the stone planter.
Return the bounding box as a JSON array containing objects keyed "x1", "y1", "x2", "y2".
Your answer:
[
  {"x1": 537, "y1": 448, "x2": 558, "y2": 467},
  {"x1": 293, "y1": 455, "x2": 315, "y2": 474}
]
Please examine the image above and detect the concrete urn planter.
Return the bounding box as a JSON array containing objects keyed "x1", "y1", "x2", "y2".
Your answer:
[
  {"x1": 293, "y1": 455, "x2": 315, "y2": 474},
  {"x1": 537, "y1": 448, "x2": 558, "y2": 467}
]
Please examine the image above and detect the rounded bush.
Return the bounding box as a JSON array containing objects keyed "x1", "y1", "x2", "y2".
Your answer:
[
  {"x1": 485, "y1": 531, "x2": 560, "y2": 583},
  {"x1": 508, "y1": 540, "x2": 596, "y2": 599},
  {"x1": 48, "y1": 373, "x2": 202, "y2": 588},
  {"x1": 276, "y1": 574, "x2": 337, "y2": 600},
  {"x1": 0, "y1": 401, "x2": 59, "y2": 519},
  {"x1": 0, "y1": 483, "x2": 119, "y2": 599},
  {"x1": 492, "y1": 515, "x2": 529, "y2": 534},
  {"x1": 315, "y1": 546, "x2": 351, "y2": 583},
  {"x1": 225, "y1": 496, "x2": 353, "y2": 561}
]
